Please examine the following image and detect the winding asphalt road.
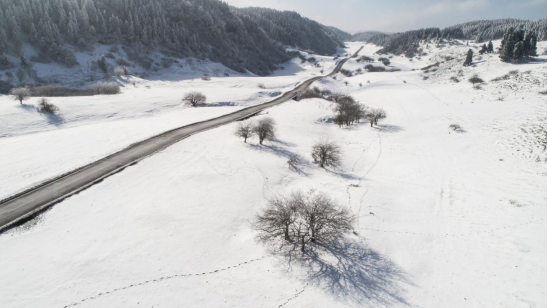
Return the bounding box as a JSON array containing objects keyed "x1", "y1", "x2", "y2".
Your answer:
[{"x1": 0, "y1": 47, "x2": 363, "y2": 232}]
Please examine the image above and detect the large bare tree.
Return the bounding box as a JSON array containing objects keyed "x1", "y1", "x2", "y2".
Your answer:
[
  {"x1": 312, "y1": 140, "x2": 342, "y2": 168},
  {"x1": 253, "y1": 117, "x2": 276, "y2": 145},
  {"x1": 367, "y1": 108, "x2": 387, "y2": 127},
  {"x1": 254, "y1": 191, "x2": 355, "y2": 252},
  {"x1": 182, "y1": 92, "x2": 207, "y2": 107}
]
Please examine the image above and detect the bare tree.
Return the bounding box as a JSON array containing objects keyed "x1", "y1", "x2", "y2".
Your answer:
[
  {"x1": 10, "y1": 87, "x2": 31, "y2": 104},
  {"x1": 235, "y1": 121, "x2": 255, "y2": 143},
  {"x1": 367, "y1": 108, "x2": 387, "y2": 127},
  {"x1": 182, "y1": 92, "x2": 207, "y2": 107},
  {"x1": 253, "y1": 117, "x2": 276, "y2": 145},
  {"x1": 254, "y1": 195, "x2": 298, "y2": 242},
  {"x1": 334, "y1": 100, "x2": 366, "y2": 127},
  {"x1": 36, "y1": 98, "x2": 59, "y2": 114},
  {"x1": 254, "y1": 191, "x2": 355, "y2": 253},
  {"x1": 288, "y1": 155, "x2": 301, "y2": 170},
  {"x1": 312, "y1": 140, "x2": 342, "y2": 168}
]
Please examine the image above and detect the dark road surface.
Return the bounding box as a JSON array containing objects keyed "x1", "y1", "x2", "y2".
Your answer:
[{"x1": 0, "y1": 47, "x2": 363, "y2": 232}]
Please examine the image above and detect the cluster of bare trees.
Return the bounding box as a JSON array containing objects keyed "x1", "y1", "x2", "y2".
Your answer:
[
  {"x1": 254, "y1": 191, "x2": 355, "y2": 252},
  {"x1": 235, "y1": 117, "x2": 277, "y2": 145},
  {"x1": 328, "y1": 93, "x2": 387, "y2": 128}
]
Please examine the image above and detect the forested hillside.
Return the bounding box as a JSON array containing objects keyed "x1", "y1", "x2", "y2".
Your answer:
[
  {"x1": 235, "y1": 7, "x2": 346, "y2": 55},
  {"x1": 354, "y1": 18, "x2": 547, "y2": 56},
  {"x1": 0, "y1": 0, "x2": 343, "y2": 76}
]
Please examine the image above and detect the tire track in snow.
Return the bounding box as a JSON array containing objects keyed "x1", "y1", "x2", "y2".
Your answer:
[{"x1": 64, "y1": 255, "x2": 272, "y2": 307}]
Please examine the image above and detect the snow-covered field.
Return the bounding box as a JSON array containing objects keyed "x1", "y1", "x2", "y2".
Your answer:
[{"x1": 1, "y1": 41, "x2": 546, "y2": 308}]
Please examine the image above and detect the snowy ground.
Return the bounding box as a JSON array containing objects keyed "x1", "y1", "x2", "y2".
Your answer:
[{"x1": 1, "y1": 41, "x2": 547, "y2": 308}]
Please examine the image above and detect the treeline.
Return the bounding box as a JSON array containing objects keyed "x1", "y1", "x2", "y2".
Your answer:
[
  {"x1": 352, "y1": 18, "x2": 547, "y2": 56},
  {"x1": 0, "y1": 0, "x2": 344, "y2": 76},
  {"x1": 236, "y1": 7, "x2": 346, "y2": 55}
]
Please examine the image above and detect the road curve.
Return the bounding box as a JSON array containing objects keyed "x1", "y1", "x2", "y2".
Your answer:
[{"x1": 0, "y1": 47, "x2": 363, "y2": 232}]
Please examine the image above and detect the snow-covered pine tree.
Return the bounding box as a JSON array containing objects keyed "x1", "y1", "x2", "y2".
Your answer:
[
  {"x1": 487, "y1": 41, "x2": 494, "y2": 53},
  {"x1": 500, "y1": 28, "x2": 515, "y2": 62},
  {"x1": 464, "y1": 49, "x2": 473, "y2": 66},
  {"x1": 513, "y1": 41, "x2": 524, "y2": 62}
]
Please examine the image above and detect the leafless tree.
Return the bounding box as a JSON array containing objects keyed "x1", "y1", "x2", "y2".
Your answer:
[
  {"x1": 183, "y1": 91, "x2": 207, "y2": 107},
  {"x1": 312, "y1": 140, "x2": 342, "y2": 168},
  {"x1": 367, "y1": 108, "x2": 387, "y2": 127},
  {"x1": 334, "y1": 100, "x2": 366, "y2": 127},
  {"x1": 254, "y1": 191, "x2": 355, "y2": 253},
  {"x1": 235, "y1": 121, "x2": 255, "y2": 143},
  {"x1": 288, "y1": 155, "x2": 301, "y2": 170},
  {"x1": 253, "y1": 117, "x2": 276, "y2": 145},
  {"x1": 36, "y1": 98, "x2": 59, "y2": 114},
  {"x1": 10, "y1": 87, "x2": 31, "y2": 104},
  {"x1": 254, "y1": 195, "x2": 298, "y2": 242}
]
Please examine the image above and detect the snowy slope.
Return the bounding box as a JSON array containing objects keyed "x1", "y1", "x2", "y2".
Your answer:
[{"x1": 0, "y1": 42, "x2": 546, "y2": 308}]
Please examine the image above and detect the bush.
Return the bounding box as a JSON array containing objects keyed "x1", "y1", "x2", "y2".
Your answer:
[
  {"x1": 258, "y1": 83, "x2": 266, "y2": 89},
  {"x1": 450, "y1": 76, "x2": 460, "y2": 83},
  {"x1": 364, "y1": 64, "x2": 386, "y2": 72},
  {"x1": 113, "y1": 66, "x2": 129, "y2": 77},
  {"x1": 312, "y1": 140, "x2": 342, "y2": 168},
  {"x1": 539, "y1": 90, "x2": 547, "y2": 95},
  {"x1": 36, "y1": 98, "x2": 59, "y2": 114},
  {"x1": 340, "y1": 69, "x2": 353, "y2": 77},
  {"x1": 449, "y1": 124, "x2": 464, "y2": 132},
  {"x1": 253, "y1": 117, "x2": 276, "y2": 145},
  {"x1": 468, "y1": 74, "x2": 484, "y2": 85},
  {"x1": 88, "y1": 82, "x2": 121, "y2": 95},
  {"x1": 182, "y1": 91, "x2": 207, "y2": 107},
  {"x1": 254, "y1": 191, "x2": 354, "y2": 252},
  {"x1": 379, "y1": 57, "x2": 391, "y2": 66},
  {"x1": 201, "y1": 74, "x2": 211, "y2": 81},
  {"x1": 300, "y1": 88, "x2": 323, "y2": 99},
  {"x1": 32, "y1": 85, "x2": 94, "y2": 97}
]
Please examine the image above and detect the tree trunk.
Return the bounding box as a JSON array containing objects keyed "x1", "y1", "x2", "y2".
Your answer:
[
  {"x1": 244, "y1": 137, "x2": 247, "y2": 143},
  {"x1": 301, "y1": 236, "x2": 305, "y2": 252}
]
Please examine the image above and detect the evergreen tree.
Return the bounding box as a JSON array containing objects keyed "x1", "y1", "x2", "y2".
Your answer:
[
  {"x1": 529, "y1": 32, "x2": 538, "y2": 57},
  {"x1": 513, "y1": 41, "x2": 524, "y2": 61},
  {"x1": 98, "y1": 54, "x2": 108, "y2": 73},
  {"x1": 499, "y1": 28, "x2": 515, "y2": 62},
  {"x1": 463, "y1": 49, "x2": 473, "y2": 66},
  {"x1": 479, "y1": 44, "x2": 488, "y2": 55},
  {"x1": 487, "y1": 41, "x2": 494, "y2": 53},
  {"x1": 0, "y1": 53, "x2": 9, "y2": 68},
  {"x1": 19, "y1": 52, "x2": 29, "y2": 70}
]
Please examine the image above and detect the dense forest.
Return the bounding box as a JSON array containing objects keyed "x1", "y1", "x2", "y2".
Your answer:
[
  {"x1": 0, "y1": 0, "x2": 344, "y2": 76},
  {"x1": 353, "y1": 18, "x2": 547, "y2": 56}
]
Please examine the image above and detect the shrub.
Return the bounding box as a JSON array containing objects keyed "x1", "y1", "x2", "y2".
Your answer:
[
  {"x1": 254, "y1": 191, "x2": 354, "y2": 252},
  {"x1": 98, "y1": 55, "x2": 108, "y2": 73},
  {"x1": 539, "y1": 90, "x2": 547, "y2": 95},
  {"x1": 312, "y1": 140, "x2": 342, "y2": 168},
  {"x1": 32, "y1": 85, "x2": 94, "y2": 97},
  {"x1": 253, "y1": 117, "x2": 276, "y2": 145},
  {"x1": 340, "y1": 69, "x2": 353, "y2": 77},
  {"x1": 449, "y1": 124, "x2": 465, "y2": 133},
  {"x1": 379, "y1": 57, "x2": 391, "y2": 66},
  {"x1": 36, "y1": 98, "x2": 59, "y2": 114},
  {"x1": 364, "y1": 64, "x2": 386, "y2": 72},
  {"x1": 300, "y1": 88, "x2": 323, "y2": 99},
  {"x1": 258, "y1": 83, "x2": 266, "y2": 89},
  {"x1": 10, "y1": 87, "x2": 31, "y2": 104},
  {"x1": 201, "y1": 74, "x2": 211, "y2": 81},
  {"x1": 88, "y1": 82, "x2": 121, "y2": 95},
  {"x1": 182, "y1": 91, "x2": 207, "y2": 107},
  {"x1": 450, "y1": 76, "x2": 460, "y2": 83},
  {"x1": 468, "y1": 74, "x2": 484, "y2": 85},
  {"x1": 114, "y1": 66, "x2": 129, "y2": 77}
]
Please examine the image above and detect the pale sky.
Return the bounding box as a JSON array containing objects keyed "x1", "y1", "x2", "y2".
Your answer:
[{"x1": 223, "y1": 0, "x2": 547, "y2": 34}]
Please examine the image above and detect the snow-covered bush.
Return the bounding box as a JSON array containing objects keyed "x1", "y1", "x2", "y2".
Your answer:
[
  {"x1": 449, "y1": 124, "x2": 465, "y2": 132},
  {"x1": 257, "y1": 83, "x2": 266, "y2": 89},
  {"x1": 254, "y1": 191, "x2": 354, "y2": 252},
  {"x1": 182, "y1": 92, "x2": 207, "y2": 107},
  {"x1": 36, "y1": 98, "x2": 59, "y2": 114},
  {"x1": 88, "y1": 82, "x2": 121, "y2": 95},
  {"x1": 201, "y1": 75, "x2": 211, "y2": 81},
  {"x1": 113, "y1": 66, "x2": 129, "y2": 77}
]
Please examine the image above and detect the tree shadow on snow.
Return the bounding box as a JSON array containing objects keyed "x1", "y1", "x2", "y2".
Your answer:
[
  {"x1": 249, "y1": 142, "x2": 310, "y2": 176},
  {"x1": 374, "y1": 124, "x2": 404, "y2": 133},
  {"x1": 324, "y1": 168, "x2": 361, "y2": 181},
  {"x1": 17, "y1": 104, "x2": 36, "y2": 112},
  {"x1": 41, "y1": 112, "x2": 65, "y2": 127},
  {"x1": 278, "y1": 239, "x2": 413, "y2": 306}
]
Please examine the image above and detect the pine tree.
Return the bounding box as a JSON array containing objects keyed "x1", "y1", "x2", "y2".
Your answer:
[
  {"x1": 513, "y1": 41, "x2": 524, "y2": 62},
  {"x1": 98, "y1": 54, "x2": 108, "y2": 73},
  {"x1": 19, "y1": 52, "x2": 29, "y2": 70},
  {"x1": 0, "y1": 53, "x2": 9, "y2": 67},
  {"x1": 463, "y1": 49, "x2": 473, "y2": 66},
  {"x1": 529, "y1": 32, "x2": 538, "y2": 57},
  {"x1": 479, "y1": 44, "x2": 488, "y2": 55},
  {"x1": 487, "y1": 41, "x2": 494, "y2": 53},
  {"x1": 499, "y1": 28, "x2": 515, "y2": 62}
]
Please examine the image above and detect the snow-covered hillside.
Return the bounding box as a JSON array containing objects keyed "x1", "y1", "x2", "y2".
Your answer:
[{"x1": 0, "y1": 41, "x2": 546, "y2": 308}]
